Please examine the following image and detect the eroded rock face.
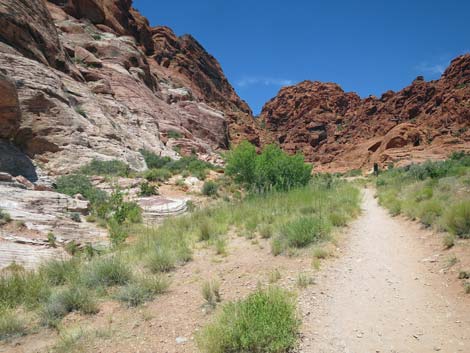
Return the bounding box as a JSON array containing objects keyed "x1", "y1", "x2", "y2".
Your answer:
[
  {"x1": 150, "y1": 26, "x2": 261, "y2": 147},
  {"x1": 261, "y1": 54, "x2": 470, "y2": 172},
  {"x1": 0, "y1": 0, "x2": 71, "y2": 72},
  {"x1": 0, "y1": 73, "x2": 20, "y2": 139},
  {"x1": 0, "y1": 0, "x2": 258, "y2": 176}
]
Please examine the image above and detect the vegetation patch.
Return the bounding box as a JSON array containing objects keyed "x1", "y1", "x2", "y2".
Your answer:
[
  {"x1": 226, "y1": 141, "x2": 311, "y2": 192},
  {"x1": 376, "y1": 152, "x2": 470, "y2": 240},
  {"x1": 197, "y1": 287, "x2": 299, "y2": 353},
  {"x1": 116, "y1": 275, "x2": 169, "y2": 307}
]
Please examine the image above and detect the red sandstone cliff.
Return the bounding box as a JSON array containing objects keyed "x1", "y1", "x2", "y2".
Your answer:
[{"x1": 260, "y1": 55, "x2": 470, "y2": 172}]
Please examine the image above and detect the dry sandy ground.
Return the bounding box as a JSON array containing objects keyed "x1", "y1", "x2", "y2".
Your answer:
[
  {"x1": 1, "y1": 187, "x2": 469, "y2": 353},
  {"x1": 299, "y1": 188, "x2": 470, "y2": 353}
]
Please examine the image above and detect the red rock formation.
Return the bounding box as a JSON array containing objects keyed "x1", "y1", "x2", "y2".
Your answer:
[
  {"x1": 260, "y1": 55, "x2": 470, "y2": 172},
  {"x1": 0, "y1": 0, "x2": 71, "y2": 71},
  {"x1": 0, "y1": 73, "x2": 20, "y2": 139},
  {"x1": 0, "y1": 0, "x2": 259, "y2": 175},
  {"x1": 150, "y1": 26, "x2": 260, "y2": 146}
]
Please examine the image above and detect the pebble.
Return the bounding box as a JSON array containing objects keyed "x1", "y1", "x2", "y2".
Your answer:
[{"x1": 176, "y1": 337, "x2": 188, "y2": 344}]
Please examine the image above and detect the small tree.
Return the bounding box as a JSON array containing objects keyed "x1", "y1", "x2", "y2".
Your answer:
[{"x1": 225, "y1": 141, "x2": 257, "y2": 186}]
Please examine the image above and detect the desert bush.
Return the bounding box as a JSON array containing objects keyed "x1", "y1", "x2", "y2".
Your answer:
[
  {"x1": 167, "y1": 130, "x2": 183, "y2": 139},
  {"x1": 82, "y1": 256, "x2": 131, "y2": 288},
  {"x1": 139, "y1": 181, "x2": 158, "y2": 196},
  {"x1": 55, "y1": 174, "x2": 107, "y2": 206},
  {"x1": 417, "y1": 199, "x2": 443, "y2": 227},
  {"x1": 202, "y1": 181, "x2": 218, "y2": 196},
  {"x1": 280, "y1": 216, "x2": 326, "y2": 249},
  {"x1": 443, "y1": 234, "x2": 455, "y2": 249},
  {"x1": 40, "y1": 286, "x2": 98, "y2": 327},
  {"x1": 259, "y1": 224, "x2": 273, "y2": 239},
  {"x1": 140, "y1": 149, "x2": 172, "y2": 169},
  {"x1": 39, "y1": 259, "x2": 80, "y2": 286},
  {"x1": 225, "y1": 141, "x2": 257, "y2": 185},
  {"x1": 80, "y1": 159, "x2": 130, "y2": 177},
  {"x1": 140, "y1": 150, "x2": 214, "y2": 179},
  {"x1": 0, "y1": 209, "x2": 11, "y2": 225},
  {"x1": 145, "y1": 247, "x2": 176, "y2": 273},
  {"x1": 144, "y1": 168, "x2": 172, "y2": 182},
  {"x1": 268, "y1": 269, "x2": 281, "y2": 283},
  {"x1": 297, "y1": 272, "x2": 314, "y2": 288},
  {"x1": 0, "y1": 268, "x2": 49, "y2": 309},
  {"x1": 201, "y1": 280, "x2": 221, "y2": 308},
  {"x1": 226, "y1": 142, "x2": 311, "y2": 192},
  {"x1": 0, "y1": 308, "x2": 27, "y2": 340},
  {"x1": 197, "y1": 287, "x2": 299, "y2": 353},
  {"x1": 214, "y1": 237, "x2": 227, "y2": 255},
  {"x1": 444, "y1": 201, "x2": 470, "y2": 238},
  {"x1": 312, "y1": 247, "x2": 329, "y2": 259},
  {"x1": 116, "y1": 275, "x2": 169, "y2": 307}
]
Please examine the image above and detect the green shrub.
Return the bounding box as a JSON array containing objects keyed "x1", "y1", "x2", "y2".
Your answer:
[
  {"x1": 40, "y1": 286, "x2": 98, "y2": 327},
  {"x1": 445, "y1": 201, "x2": 470, "y2": 238},
  {"x1": 0, "y1": 268, "x2": 49, "y2": 309},
  {"x1": 201, "y1": 280, "x2": 221, "y2": 308},
  {"x1": 198, "y1": 221, "x2": 215, "y2": 241},
  {"x1": 0, "y1": 208, "x2": 11, "y2": 225},
  {"x1": 116, "y1": 275, "x2": 169, "y2": 307},
  {"x1": 297, "y1": 272, "x2": 314, "y2": 288},
  {"x1": 145, "y1": 247, "x2": 176, "y2": 273},
  {"x1": 39, "y1": 259, "x2": 80, "y2": 286},
  {"x1": 268, "y1": 269, "x2": 281, "y2": 283},
  {"x1": 167, "y1": 130, "x2": 183, "y2": 139},
  {"x1": 0, "y1": 309, "x2": 27, "y2": 340},
  {"x1": 144, "y1": 168, "x2": 172, "y2": 182},
  {"x1": 280, "y1": 217, "x2": 325, "y2": 248},
  {"x1": 312, "y1": 247, "x2": 329, "y2": 259},
  {"x1": 140, "y1": 150, "x2": 172, "y2": 169},
  {"x1": 197, "y1": 287, "x2": 299, "y2": 353},
  {"x1": 139, "y1": 181, "x2": 158, "y2": 196},
  {"x1": 202, "y1": 181, "x2": 218, "y2": 196},
  {"x1": 108, "y1": 188, "x2": 142, "y2": 225},
  {"x1": 80, "y1": 159, "x2": 130, "y2": 177},
  {"x1": 443, "y1": 234, "x2": 455, "y2": 249},
  {"x1": 55, "y1": 174, "x2": 107, "y2": 206},
  {"x1": 417, "y1": 199, "x2": 442, "y2": 227},
  {"x1": 259, "y1": 224, "x2": 273, "y2": 239},
  {"x1": 140, "y1": 150, "x2": 214, "y2": 179},
  {"x1": 69, "y1": 212, "x2": 81, "y2": 222},
  {"x1": 226, "y1": 142, "x2": 311, "y2": 192},
  {"x1": 82, "y1": 256, "x2": 131, "y2": 288},
  {"x1": 225, "y1": 141, "x2": 257, "y2": 185}
]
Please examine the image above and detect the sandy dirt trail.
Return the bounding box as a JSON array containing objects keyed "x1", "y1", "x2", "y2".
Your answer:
[{"x1": 300, "y1": 188, "x2": 470, "y2": 353}]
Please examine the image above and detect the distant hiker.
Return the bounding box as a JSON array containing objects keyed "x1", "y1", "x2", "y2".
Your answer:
[{"x1": 373, "y1": 163, "x2": 379, "y2": 177}]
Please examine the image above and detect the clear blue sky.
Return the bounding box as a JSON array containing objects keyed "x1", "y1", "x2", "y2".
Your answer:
[{"x1": 134, "y1": 0, "x2": 469, "y2": 115}]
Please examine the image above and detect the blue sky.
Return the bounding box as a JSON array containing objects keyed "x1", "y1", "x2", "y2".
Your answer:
[{"x1": 134, "y1": 0, "x2": 470, "y2": 115}]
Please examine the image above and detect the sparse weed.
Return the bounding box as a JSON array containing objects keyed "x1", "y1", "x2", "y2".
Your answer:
[
  {"x1": 268, "y1": 269, "x2": 281, "y2": 283},
  {"x1": 202, "y1": 280, "x2": 221, "y2": 308},
  {"x1": 297, "y1": 272, "x2": 314, "y2": 288}
]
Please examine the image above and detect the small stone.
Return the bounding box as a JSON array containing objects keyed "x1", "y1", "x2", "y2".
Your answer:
[{"x1": 176, "y1": 337, "x2": 188, "y2": 344}]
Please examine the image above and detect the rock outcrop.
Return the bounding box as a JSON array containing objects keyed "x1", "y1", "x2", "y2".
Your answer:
[
  {"x1": 0, "y1": 0, "x2": 259, "y2": 177},
  {"x1": 0, "y1": 73, "x2": 20, "y2": 139},
  {"x1": 260, "y1": 54, "x2": 470, "y2": 172}
]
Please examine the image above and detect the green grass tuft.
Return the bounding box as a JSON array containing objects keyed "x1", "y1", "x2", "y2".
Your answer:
[{"x1": 197, "y1": 287, "x2": 299, "y2": 353}]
